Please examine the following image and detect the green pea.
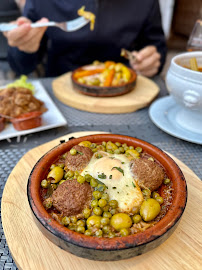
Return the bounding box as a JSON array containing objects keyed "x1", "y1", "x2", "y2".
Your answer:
[
  {"x1": 101, "y1": 193, "x2": 109, "y2": 201},
  {"x1": 101, "y1": 217, "x2": 110, "y2": 226},
  {"x1": 76, "y1": 220, "x2": 85, "y2": 227},
  {"x1": 106, "y1": 141, "x2": 118, "y2": 151},
  {"x1": 43, "y1": 198, "x2": 53, "y2": 209},
  {"x1": 114, "y1": 149, "x2": 121, "y2": 154},
  {"x1": 142, "y1": 189, "x2": 151, "y2": 198},
  {"x1": 102, "y1": 205, "x2": 110, "y2": 212},
  {"x1": 164, "y1": 178, "x2": 171, "y2": 185},
  {"x1": 110, "y1": 209, "x2": 118, "y2": 215},
  {"x1": 74, "y1": 171, "x2": 80, "y2": 178},
  {"x1": 93, "y1": 207, "x2": 103, "y2": 216},
  {"x1": 122, "y1": 143, "x2": 127, "y2": 148},
  {"x1": 90, "y1": 143, "x2": 97, "y2": 149},
  {"x1": 120, "y1": 228, "x2": 129, "y2": 236},
  {"x1": 131, "y1": 206, "x2": 140, "y2": 215},
  {"x1": 152, "y1": 192, "x2": 160, "y2": 199},
  {"x1": 119, "y1": 147, "x2": 125, "y2": 153},
  {"x1": 107, "y1": 150, "x2": 113, "y2": 154},
  {"x1": 68, "y1": 225, "x2": 77, "y2": 231},
  {"x1": 51, "y1": 183, "x2": 57, "y2": 190},
  {"x1": 98, "y1": 199, "x2": 107, "y2": 208},
  {"x1": 124, "y1": 146, "x2": 129, "y2": 151},
  {"x1": 70, "y1": 216, "x2": 77, "y2": 223},
  {"x1": 84, "y1": 174, "x2": 92, "y2": 182},
  {"x1": 91, "y1": 199, "x2": 99, "y2": 208},
  {"x1": 103, "y1": 211, "x2": 112, "y2": 218},
  {"x1": 76, "y1": 226, "x2": 85, "y2": 234},
  {"x1": 62, "y1": 153, "x2": 67, "y2": 159},
  {"x1": 90, "y1": 178, "x2": 98, "y2": 187},
  {"x1": 148, "y1": 157, "x2": 154, "y2": 161},
  {"x1": 156, "y1": 196, "x2": 164, "y2": 205},
  {"x1": 65, "y1": 170, "x2": 74, "y2": 178},
  {"x1": 132, "y1": 214, "x2": 142, "y2": 224},
  {"x1": 108, "y1": 232, "x2": 115, "y2": 238},
  {"x1": 102, "y1": 225, "x2": 111, "y2": 234},
  {"x1": 95, "y1": 229, "x2": 103, "y2": 237},
  {"x1": 83, "y1": 208, "x2": 91, "y2": 219},
  {"x1": 50, "y1": 164, "x2": 56, "y2": 170},
  {"x1": 62, "y1": 216, "x2": 70, "y2": 226},
  {"x1": 115, "y1": 142, "x2": 121, "y2": 147},
  {"x1": 84, "y1": 230, "x2": 92, "y2": 236},
  {"x1": 129, "y1": 146, "x2": 134, "y2": 150},
  {"x1": 92, "y1": 148, "x2": 98, "y2": 153},
  {"x1": 41, "y1": 179, "x2": 49, "y2": 188},
  {"x1": 102, "y1": 141, "x2": 107, "y2": 147},
  {"x1": 135, "y1": 147, "x2": 142, "y2": 153},
  {"x1": 70, "y1": 148, "x2": 77, "y2": 155},
  {"x1": 58, "y1": 163, "x2": 65, "y2": 168},
  {"x1": 93, "y1": 190, "x2": 102, "y2": 199},
  {"x1": 109, "y1": 200, "x2": 118, "y2": 209},
  {"x1": 77, "y1": 175, "x2": 85, "y2": 184}
]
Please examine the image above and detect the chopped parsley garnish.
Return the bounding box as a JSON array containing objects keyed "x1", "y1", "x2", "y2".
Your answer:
[
  {"x1": 77, "y1": 151, "x2": 84, "y2": 155},
  {"x1": 111, "y1": 167, "x2": 124, "y2": 176},
  {"x1": 110, "y1": 157, "x2": 115, "y2": 159},
  {"x1": 126, "y1": 184, "x2": 129, "y2": 187},
  {"x1": 117, "y1": 191, "x2": 119, "y2": 194},
  {"x1": 121, "y1": 162, "x2": 125, "y2": 164},
  {"x1": 109, "y1": 175, "x2": 112, "y2": 179},
  {"x1": 132, "y1": 182, "x2": 136, "y2": 188},
  {"x1": 112, "y1": 187, "x2": 117, "y2": 189},
  {"x1": 48, "y1": 219, "x2": 52, "y2": 223},
  {"x1": 98, "y1": 172, "x2": 107, "y2": 179}
]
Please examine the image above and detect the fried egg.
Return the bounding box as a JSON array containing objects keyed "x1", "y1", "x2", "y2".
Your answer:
[{"x1": 81, "y1": 151, "x2": 143, "y2": 212}]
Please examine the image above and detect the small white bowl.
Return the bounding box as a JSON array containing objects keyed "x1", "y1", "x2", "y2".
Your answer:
[{"x1": 166, "y1": 52, "x2": 202, "y2": 134}]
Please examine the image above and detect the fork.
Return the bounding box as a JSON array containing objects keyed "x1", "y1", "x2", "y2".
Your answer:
[{"x1": 0, "y1": 16, "x2": 90, "y2": 32}]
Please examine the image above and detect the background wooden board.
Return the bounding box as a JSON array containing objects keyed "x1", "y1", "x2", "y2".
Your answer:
[
  {"x1": 52, "y1": 73, "x2": 159, "y2": 114},
  {"x1": 1, "y1": 131, "x2": 202, "y2": 270}
]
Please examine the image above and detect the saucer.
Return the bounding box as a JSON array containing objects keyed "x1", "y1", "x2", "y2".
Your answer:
[{"x1": 149, "y1": 96, "x2": 202, "y2": 144}]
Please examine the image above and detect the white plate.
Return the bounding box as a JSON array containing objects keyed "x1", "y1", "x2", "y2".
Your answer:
[
  {"x1": 149, "y1": 96, "x2": 202, "y2": 145},
  {"x1": 0, "y1": 81, "x2": 67, "y2": 141}
]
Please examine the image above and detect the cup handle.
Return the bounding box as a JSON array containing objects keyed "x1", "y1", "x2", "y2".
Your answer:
[{"x1": 183, "y1": 90, "x2": 200, "y2": 108}]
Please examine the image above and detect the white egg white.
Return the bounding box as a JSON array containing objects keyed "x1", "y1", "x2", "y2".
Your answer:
[{"x1": 81, "y1": 151, "x2": 143, "y2": 212}]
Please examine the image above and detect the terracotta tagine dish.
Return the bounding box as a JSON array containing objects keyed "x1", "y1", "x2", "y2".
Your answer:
[{"x1": 27, "y1": 134, "x2": 187, "y2": 261}]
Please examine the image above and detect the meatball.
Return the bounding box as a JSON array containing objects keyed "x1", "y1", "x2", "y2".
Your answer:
[
  {"x1": 130, "y1": 158, "x2": 165, "y2": 191},
  {"x1": 65, "y1": 145, "x2": 93, "y2": 171},
  {"x1": 52, "y1": 179, "x2": 92, "y2": 216}
]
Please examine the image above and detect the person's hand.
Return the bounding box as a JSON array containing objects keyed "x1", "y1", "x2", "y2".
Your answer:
[
  {"x1": 3, "y1": 16, "x2": 48, "y2": 54},
  {"x1": 130, "y1": 46, "x2": 161, "y2": 77}
]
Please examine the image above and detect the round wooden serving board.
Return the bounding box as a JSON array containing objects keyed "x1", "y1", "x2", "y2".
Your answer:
[
  {"x1": 2, "y1": 131, "x2": 202, "y2": 270},
  {"x1": 52, "y1": 72, "x2": 159, "y2": 114}
]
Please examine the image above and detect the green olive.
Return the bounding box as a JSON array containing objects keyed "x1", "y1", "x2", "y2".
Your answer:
[
  {"x1": 47, "y1": 166, "x2": 64, "y2": 183},
  {"x1": 62, "y1": 216, "x2": 70, "y2": 226},
  {"x1": 132, "y1": 214, "x2": 142, "y2": 224},
  {"x1": 120, "y1": 228, "x2": 129, "y2": 236},
  {"x1": 110, "y1": 213, "x2": 132, "y2": 231},
  {"x1": 70, "y1": 148, "x2": 77, "y2": 155},
  {"x1": 109, "y1": 200, "x2": 118, "y2": 209},
  {"x1": 84, "y1": 174, "x2": 92, "y2": 182},
  {"x1": 93, "y1": 190, "x2": 102, "y2": 199},
  {"x1": 98, "y1": 199, "x2": 107, "y2": 208},
  {"x1": 41, "y1": 179, "x2": 49, "y2": 188},
  {"x1": 106, "y1": 141, "x2": 118, "y2": 151},
  {"x1": 103, "y1": 211, "x2": 112, "y2": 218},
  {"x1": 140, "y1": 198, "x2": 161, "y2": 221},
  {"x1": 83, "y1": 208, "x2": 91, "y2": 219},
  {"x1": 164, "y1": 178, "x2": 171, "y2": 185},
  {"x1": 91, "y1": 199, "x2": 99, "y2": 208},
  {"x1": 93, "y1": 207, "x2": 103, "y2": 216},
  {"x1": 77, "y1": 175, "x2": 85, "y2": 184},
  {"x1": 101, "y1": 217, "x2": 110, "y2": 226},
  {"x1": 87, "y1": 216, "x2": 101, "y2": 228},
  {"x1": 156, "y1": 196, "x2": 164, "y2": 205},
  {"x1": 76, "y1": 226, "x2": 85, "y2": 234}
]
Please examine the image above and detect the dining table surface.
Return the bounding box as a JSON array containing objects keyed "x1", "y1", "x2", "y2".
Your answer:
[{"x1": 0, "y1": 75, "x2": 201, "y2": 269}]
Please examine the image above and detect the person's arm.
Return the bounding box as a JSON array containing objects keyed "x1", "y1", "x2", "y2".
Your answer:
[
  {"x1": 6, "y1": 0, "x2": 48, "y2": 75},
  {"x1": 130, "y1": 0, "x2": 167, "y2": 77}
]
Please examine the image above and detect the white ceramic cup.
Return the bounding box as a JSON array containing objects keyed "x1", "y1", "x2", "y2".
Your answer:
[{"x1": 166, "y1": 52, "x2": 202, "y2": 134}]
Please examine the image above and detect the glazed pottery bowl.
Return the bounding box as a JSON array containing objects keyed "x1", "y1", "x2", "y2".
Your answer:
[
  {"x1": 27, "y1": 134, "x2": 187, "y2": 261},
  {"x1": 166, "y1": 51, "x2": 202, "y2": 134},
  {"x1": 71, "y1": 67, "x2": 137, "y2": 97}
]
